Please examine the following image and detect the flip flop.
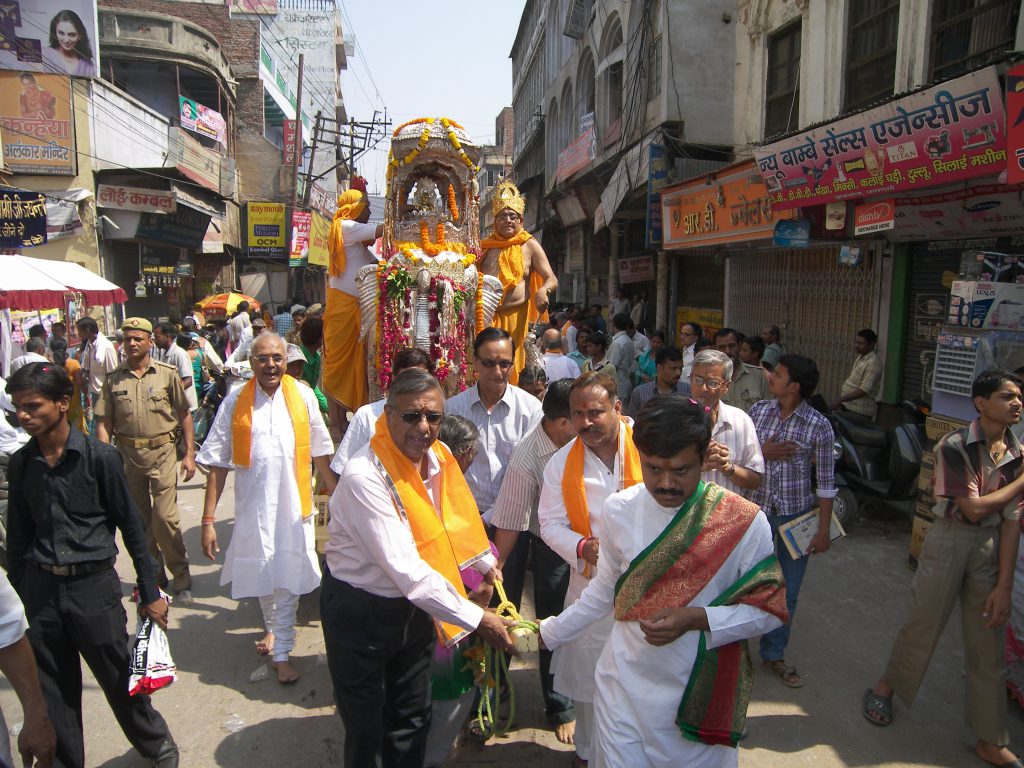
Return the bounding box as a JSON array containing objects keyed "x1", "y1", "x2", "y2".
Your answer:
[
  {"x1": 763, "y1": 659, "x2": 803, "y2": 688},
  {"x1": 862, "y1": 689, "x2": 892, "y2": 726}
]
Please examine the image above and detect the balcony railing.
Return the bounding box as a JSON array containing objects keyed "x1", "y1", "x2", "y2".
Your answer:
[{"x1": 930, "y1": 0, "x2": 1020, "y2": 81}]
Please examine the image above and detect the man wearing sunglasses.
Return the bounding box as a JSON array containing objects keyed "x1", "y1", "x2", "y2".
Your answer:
[
  {"x1": 446, "y1": 328, "x2": 542, "y2": 607},
  {"x1": 689, "y1": 349, "x2": 764, "y2": 498},
  {"x1": 322, "y1": 369, "x2": 515, "y2": 766},
  {"x1": 197, "y1": 333, "x2": 336, "y2": 684}
]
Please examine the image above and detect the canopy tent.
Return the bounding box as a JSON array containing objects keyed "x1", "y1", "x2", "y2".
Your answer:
[{"x1": 0, "y1": 255, "x2": 127, "y2": 310}]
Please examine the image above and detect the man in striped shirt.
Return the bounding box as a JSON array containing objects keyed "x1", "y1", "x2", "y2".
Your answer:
[
  {"x1": 748, "y1": 354, "x2": 836, "y2": 689},
  {"x1": 688, "y1": 349, "x2": 764, "y2": 497},
  {"x1": 490, "y1": 380, "x2": 578, "y2": 745}
]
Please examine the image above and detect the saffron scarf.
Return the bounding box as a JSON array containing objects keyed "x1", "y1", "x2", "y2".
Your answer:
[
  {"x1": 562, "y1": 418, "x2": 643, "y2": 576},
  {"x1": 370, "y1": 414, "x2": 492, "y2": 646},
  {"x1": 480, "y1": 228, "x2": 533, "y2": 295},
  {"x1": 327, "y1": 189, "x2": 368, "y2": 278},
  {"x1": 614, "y1": 482, "x2": 788, "y2": 748},
  {"x1": 231, "y1": 376, "x2": 313, "y2": 518}
]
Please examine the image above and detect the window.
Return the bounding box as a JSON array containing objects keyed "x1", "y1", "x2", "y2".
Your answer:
[
  {"x1": 764, "y1": 22, "x2": 801, "y2": 138},
  {"x1": 844, "y1": 0, "x2": 899, "y2": 111},
  {"x1": 648, "y1": 35, "x2": 663, "y2": 99},
  {"x1": 578, "y1": 53, "x2": 596, "y2": 133},
  {"x1": 601, "y1": 19, "x2": 624, "y2": 132},
  {"x1": 930, "y1": 0, "x2": 1020, "y2": 81}
]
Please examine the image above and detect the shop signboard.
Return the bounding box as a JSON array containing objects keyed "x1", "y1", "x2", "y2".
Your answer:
[
  {"x1": 178, "y1": 96, "x2": 227, "y2": 148},
  {"x1": 0, "y1": 71, "x2": 75, "y2": 175},
  {"x1": 0, "y1": 187, "x2": 46, "y2": 248},
  {"x1": 662, "y1": 160, "x2": 795, "y2": 249},
  {"x1": 288, "y1": 209, "x2": 311, "y2": 267},
  {"x1": 892, "y1": 181, "x2": 1024, "y2": 241},
  {"x1": 645, "y1": 140, "x2": 668, "y2": 249},
  {"x1": 556, "y1": 126, "x2": 595, "y2": 183},
  {"x1": 283, "y1": 119, "x2": 300, "y2": 166},
  {"x1": 773, "y1": 219, "x2": 810, "y2": 247},
  {"x1": 619, "y1": 255, "x2": 653, "y2": 284},
  {"x1": 97, "y1": 184, "x2": 176, "y2": 214},
  {"x1": 755, "y1": 66, "x2": 1007, "y2": 210},
  {"x1": 0, "y1": 0, "x2": 99, "y2": 77},
  {"x1": 1007, "y1": 64, "x2": 1024, "y2": 185},
  {"x1": 853, "y1": 199, "x2": 895, "y2": 235},
  {"x1": 307, "y1": 211, "x2": 330, "y2": 267},
  {"x1": 246, "y1": 201, "x2": 286, "y2": 258},
  {"x1": 136, "y1": 205, "x2": 209, "y2": 249}
]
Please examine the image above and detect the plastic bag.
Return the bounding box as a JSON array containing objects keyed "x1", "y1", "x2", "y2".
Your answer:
[{"x1": 128, "y1": 591, "x2": 176, "y2": 696}]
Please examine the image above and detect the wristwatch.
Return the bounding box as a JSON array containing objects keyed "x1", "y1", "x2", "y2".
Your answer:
[{"x1": 723, "y1": 462, "x2": 736, "y2": 477}]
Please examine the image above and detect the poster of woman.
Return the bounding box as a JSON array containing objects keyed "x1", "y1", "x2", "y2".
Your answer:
[{"x1": 0, "y1": 0, "x2": 98, "y2": 78}]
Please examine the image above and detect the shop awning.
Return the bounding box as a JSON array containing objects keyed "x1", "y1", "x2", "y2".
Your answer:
[
  {"x1": 0, "y1": 255, "x2": 127, "y2": 310},
  {"x1": 594, "y1": 132, "x2": 657, "y2": 233}
]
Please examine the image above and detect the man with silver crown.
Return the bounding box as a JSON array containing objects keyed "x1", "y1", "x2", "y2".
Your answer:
[{"x1": 480, "y1": 179, "x2": 558, "y2": 385}]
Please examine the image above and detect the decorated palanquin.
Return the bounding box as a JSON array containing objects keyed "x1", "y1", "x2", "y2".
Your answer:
[{"x1": 354, "y1": 117, "x2": 504, "y2": 399}]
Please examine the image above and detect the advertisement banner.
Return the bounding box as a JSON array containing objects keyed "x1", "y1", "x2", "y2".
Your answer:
[
  {"x1": 0, "y1": 71, "x2": 75, "y2": 175},
  {"x1": 0, "y1": 0, "x2": 99, "y2": 77},
  {"x1": 853, "y1": 199, "x2": 895, "y2": 235},
  {"x1": 166, "y1": 128, "x2": 222, "y2": 192},
  {"x1": 661, "y1": 160, "x2": 795, "y2": 249},
  {"x1": 288, "y1": 210, "x2": 311, "y2": 267},
  {"x1": 0, "y1": 188, "x2": 46, "y2": 247},
  {"x1": 283, "y1": 119, "x2": 300, "y2": 166},
  {"x1": 619, "y1": 255, "x2": 653, "y2": 284},
  {"x1": 755, "y1": 67, "x2": 1007, "y2": 210},
  {"x1": 178, "y1": 96, "x2": 227, "y2": 148},
  {"x1": 645, "y1": 140, "x2": 668, "y2": 249},
  {"x1": 246, "y1": 202, "x2": 286, "y2": 258},
  {"x1": 307, "y1": 211, "x2": 330, "y2": 267},
  {"x1": 677, "y1": 307, "x2": 723, "y2": 345},
  {"x1": 773, "y1": 219, "x2": 810, "y2": 247},
  {"x1": 556, "y1": 127, "x2": 595, "y2": 183},
  {"x1": 97, "y1": 184, "x2": 176, "y2": 214},
  {"x1": 892, "y1": 181, "x2": 1024, "y2": 241},
  {"x1": 1007, "y1": 64, "x2": 1024, "y2": 185}
]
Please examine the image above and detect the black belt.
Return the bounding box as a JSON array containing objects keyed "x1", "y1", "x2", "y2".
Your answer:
[{"x1": 35, "y1": 557, "x2": 115, "y2": 577}]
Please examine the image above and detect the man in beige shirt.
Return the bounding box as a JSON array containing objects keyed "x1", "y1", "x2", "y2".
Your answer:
[
  {"x1": 832, "y1": 329, "x2": 882, "y2": 418},
  {"x1": 716, "y1": 328, "x2": 768, "y2": 413}
]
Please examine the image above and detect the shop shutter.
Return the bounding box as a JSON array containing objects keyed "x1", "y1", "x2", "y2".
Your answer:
[
  {"x1": 726, "y1": 244, "x2": 882, "y2": 405},
  {"x1": 678, "y1": 250, "x2": 724, "y2": 309}
]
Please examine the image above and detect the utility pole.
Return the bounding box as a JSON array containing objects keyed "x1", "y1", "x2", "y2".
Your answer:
[
  {"x1": 302, "y1": 110, "x2": 323, "y2": 208},
  {"x1": 288, "y1": 53, "x2": 305, "y2": 302},
  {"x1": 299, "y1": 111, "x2": 392, "y2": 192}
]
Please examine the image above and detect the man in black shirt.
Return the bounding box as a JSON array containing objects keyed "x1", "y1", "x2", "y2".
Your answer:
[{"x1": 6, "y1": 362, "x2": 179, "y2": 768}]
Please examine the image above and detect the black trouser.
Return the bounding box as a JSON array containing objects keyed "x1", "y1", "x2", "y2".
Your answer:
[
  {"x1": 531, "y1": 534, "x2": 575, "y2": 725},
  {"x1": 321, "y1": 571, "x2": 435, "y2": 768},
  {"x1": 497, "y1": 528, "x2": 530, "y2": 611},
  {"x1": 18, "y1": 564, "x2": 170, "y2": 768}
]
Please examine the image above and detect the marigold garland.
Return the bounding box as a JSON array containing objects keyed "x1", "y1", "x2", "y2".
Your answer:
[
  {"x1": 448, "y1": 184, "x2": 459, "y2": 223},
  {"x1": 419, "y1": 220, "x2": 447, "y2": 256}
]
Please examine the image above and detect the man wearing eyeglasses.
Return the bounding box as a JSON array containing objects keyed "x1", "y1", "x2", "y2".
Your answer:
[
  {"x1": 197, "y1": 333, "x2": 336, "y2": 684},
  {"x1": 322, "y1": 368, "x2": 515, "y2": 766},
  {"x1": 689, "y1": 349, "x2": 764, "y2": 497},
  {"x1": 679, "y1": 322, "x2": 702, "y2": 380},
  {"x1": 446, "y1": 328, "x2": 542, "y2": 606}
]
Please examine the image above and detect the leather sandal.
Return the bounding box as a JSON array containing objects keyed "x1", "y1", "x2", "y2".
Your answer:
[{"x1": 763, "y1": 659, "x2": 803, "y2": 688}]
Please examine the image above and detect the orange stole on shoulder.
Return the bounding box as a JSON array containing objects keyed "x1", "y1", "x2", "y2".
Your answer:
[
  {"x1": 323, "y1": 287, "x2": 368, "y2": 410},
  {"x1": 562, "y1": 419, "x2": 643, "y2": 576},
  {"x1": 370, "y1": 414, "x2": 492, "y2": 646},
  {"x1": 231, "y1": 376, "x2": 313, "y2": 518}
]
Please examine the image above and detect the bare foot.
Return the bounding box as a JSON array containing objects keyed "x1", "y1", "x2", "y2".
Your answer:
[
  {"x1": 254, "y1": 633, "x2": 275, "y2": 656},
  {"x1": 271, "y1": 660, "x2": 300, "y2": 684},
  {"x1": 554, "y1": 720, "x2": 575, "y2": 745},
  {"x1": 976, "y1": 740, "x2": 1020, "y2": 767}
]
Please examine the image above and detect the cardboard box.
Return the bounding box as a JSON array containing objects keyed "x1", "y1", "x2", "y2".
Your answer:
[
  {"x1": 908, "y1": 512, "x2": 934, "y2": 571},
  {"x1": 917, "y1": 450, "x2": 935, "y2": 493},
  {"x1": 925, "y1": 413, "x2": 968, "y2": 441},
  {"x1": 948, "y1": 280, "x2": 1024, "y2": 330}
]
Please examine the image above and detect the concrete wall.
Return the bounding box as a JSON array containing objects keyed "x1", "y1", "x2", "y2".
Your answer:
[{"x1": 90, "y1": 79, "x2": 170, "y2": 170}]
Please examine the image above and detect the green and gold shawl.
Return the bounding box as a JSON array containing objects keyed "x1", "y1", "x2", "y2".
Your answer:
[{"x1": 613, "y1": 482, "x2": 788, "y2": 748}]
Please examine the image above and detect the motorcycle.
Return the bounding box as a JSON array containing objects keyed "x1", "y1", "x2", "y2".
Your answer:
[{"x1": 829, "y1": 401, "x2": 928, "y2": 524}]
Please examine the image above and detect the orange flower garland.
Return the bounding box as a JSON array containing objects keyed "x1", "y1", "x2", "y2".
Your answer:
[
  {"x1": 419, "y1": 220, "x2": 447, "y2": 256},
  {"x1": 448, "y1": 184, "x2": 459, "y2": 223}
]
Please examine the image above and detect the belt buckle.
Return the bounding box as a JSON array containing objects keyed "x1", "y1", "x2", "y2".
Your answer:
[{"x1": 51, "y1": 564, "x2": 71, "y2": 576}]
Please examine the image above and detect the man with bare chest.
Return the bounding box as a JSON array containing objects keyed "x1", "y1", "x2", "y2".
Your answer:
[{"x1": 480, "y1": 179, "x2": 558, "y2": 385}]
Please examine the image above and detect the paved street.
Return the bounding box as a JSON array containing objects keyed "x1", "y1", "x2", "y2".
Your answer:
[{"x1": 3, "y1": 473, "x2": 1024, "y2": 767}]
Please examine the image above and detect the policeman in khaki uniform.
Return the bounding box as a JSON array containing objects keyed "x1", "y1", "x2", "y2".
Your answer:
[{"x1": 96, "y1": 318, "x2": 197, "y2": 603}]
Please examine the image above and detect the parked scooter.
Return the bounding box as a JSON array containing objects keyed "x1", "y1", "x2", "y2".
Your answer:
[{"x1": 829, "y1": 401, "x2": 927, "y2": 523}]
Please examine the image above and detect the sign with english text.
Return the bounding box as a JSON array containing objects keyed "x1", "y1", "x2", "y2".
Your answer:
[{"x1": 854, "y1": 199, "x2": 895, "y2": 236}]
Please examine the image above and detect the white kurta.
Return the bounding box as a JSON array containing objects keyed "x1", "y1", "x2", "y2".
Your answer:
[
  {"x1": 541, "y1": 484, "x2": 782, "y2": 768},
  {"x1": 538, "y1": 430, "x2": 627, "y2": 703},
  {"x1": 197, "y1": 381, "x2": 333, "y2": 599}
]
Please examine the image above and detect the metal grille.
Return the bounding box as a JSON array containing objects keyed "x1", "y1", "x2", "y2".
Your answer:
[
  {"x1": 933, "y1": 344, "x2": 977, "y2": 396},
  {"x1": 930, "y1": 0, "x2": 1020, "y2": 81},
  {"x1": 677, "y1": 251, "x2": 724, "y2": 308},
  {"x1": 726, "y1": 245, "x2": 882, "y2": 404},
  {"x1": 844, "y1": 0, "x2": 899, "y2": 111}
]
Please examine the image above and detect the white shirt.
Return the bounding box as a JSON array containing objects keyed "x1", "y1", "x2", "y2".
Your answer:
[
  {"x1": 565, "y1": 324, "x2": 578, "y2": 355},
  {"x1": 227, "y1": 312, "x2": 251, "y2": 344},
  {"x1": 330, "y1": 398, "x2": 386, "y2": 476},
  {"x1": 705, "y1": 401, "x2": 765, "y2": 497},
  {"x1": 227, "y1": 327, "x2": 257, "y2": 364},
  {"x1": 542, "y1": 352, "x2": 581, "y2": 384},
  {"x1": 9, "y1": 352, "x2": 49, "y2": 373},
  {"x1": 153, "y1": 344, "x2": 197, "y2": 411},
  {"x1": 0, "y1": 570, "x2": 27, "y2": 650},
  {"x1": 327, "y1": 220, "x2": 379, "y2": 297},
  {"x1": 489, "y1": 420, "x2": 560, "y2": 537},
  {"x1": 610, "y1": 297, "x2": 630, "y2": 317},
  {"x1": 196, "y1": 380, "x2": 333, "y2": 598},
  {"x1": 445, "y1": 384, "x2": 541, "y2": 520},
  {"x1": 682, "y1": 343, "x2": 697, "y2": 380},
  {"x1": 81, "y1": 334, "x2": 119, "y2": 396},
  {"x1": 608, "y1": 331, "x2": 635, "y2": 400},
  {"x1": 324, "y1": 444, "x2": 494, "y2": 631},
  {"x1": 540, "y1": 484, "x2": 781, "y2": 767},
  {"x1": 630, "y1": 331, "x2": 651, "y2": 357}
]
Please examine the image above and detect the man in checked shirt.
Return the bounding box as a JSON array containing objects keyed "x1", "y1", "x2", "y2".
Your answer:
[{"x1": 748, "y1": 354, "x2": 836, "y2": 689}]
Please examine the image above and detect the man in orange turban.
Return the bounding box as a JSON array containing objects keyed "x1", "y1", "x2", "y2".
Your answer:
[
  {"x1": 480, "y1": 180, "x2": 558, "y2": 385},
  {"x1": 323, "y1": 189, "x2": 383, "y2": 438}
]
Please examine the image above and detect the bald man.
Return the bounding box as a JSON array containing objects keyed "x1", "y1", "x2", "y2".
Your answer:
[{"x1": 541, "y1": 328, "x2": 580, "y2": 384}]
